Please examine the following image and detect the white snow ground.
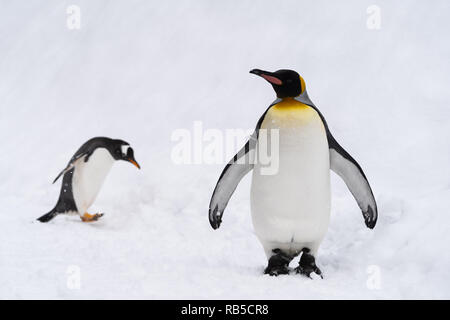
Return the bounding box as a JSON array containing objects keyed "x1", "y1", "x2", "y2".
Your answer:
[{"x1": 0, "y1": 0, "x2": 449, "y2": 299}]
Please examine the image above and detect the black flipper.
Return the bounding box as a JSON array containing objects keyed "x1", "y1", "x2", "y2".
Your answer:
[
  {"x1": 208, "y1": 99, "x2": 281, "y2": 229},
  {"x1": 52, "y1": 152, "x2": 87, "y2": 184},
  {"x1": 52, "y1": 138, "x2": 106, "y2": 184},
  {"x1": 208, "y1": 134, "x2": 257, "y2": 229},
  {"x1": 295, "y1": 92, "x2": 378, "y2": 228},
  {"x1": 328, "y1": 135, "x2": 378, "y2": 228}
]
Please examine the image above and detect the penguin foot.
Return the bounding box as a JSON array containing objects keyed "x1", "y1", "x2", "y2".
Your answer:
[
  {"x1": 80, "y1": 212, "x2": 104, "y2": 222},
  {"x1": 264, "y1": 265, "x2": 290, "y2": 276},
  {"x1": 295, "y1": 249, "x2": 323, "y2": 279},
  {"x1": 264, "y1": 249, "x2": 293, "y2": 276},
  {"x1": 295, "y1": 265, "x2": 323, "y2": 279}
]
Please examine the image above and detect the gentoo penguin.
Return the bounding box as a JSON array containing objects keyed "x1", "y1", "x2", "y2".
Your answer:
[
  {"x1": 37, "y1": 137, "x2": 140, "y2": 223},
  {"x1": 209, "y1": 69, "x2": 377, "y2": 277}
]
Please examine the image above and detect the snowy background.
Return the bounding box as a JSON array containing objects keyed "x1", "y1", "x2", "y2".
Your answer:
[{"x1": 1, "y1": 0, "x2": 449, "y2": 299}]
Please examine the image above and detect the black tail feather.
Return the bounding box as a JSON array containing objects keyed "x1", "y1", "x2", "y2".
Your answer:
[{"x1": 37, "y1": 209, "x2": 58, "y2": 223}]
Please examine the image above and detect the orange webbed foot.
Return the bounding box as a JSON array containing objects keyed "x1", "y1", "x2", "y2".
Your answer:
[{"x1": 80, "y1": 212, "x2": 104, "y2": 222}]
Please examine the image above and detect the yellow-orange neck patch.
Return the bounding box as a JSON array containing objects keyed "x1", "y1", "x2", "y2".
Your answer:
[{"x1": 263, "y1": 98, "x2": 318, "y2": 128}]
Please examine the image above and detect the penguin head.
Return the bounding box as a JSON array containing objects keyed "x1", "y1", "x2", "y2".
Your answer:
[
  {"x1": 109, "y1": 139, "x2": 141, "y2": 169},
  {"x1": 250, "y1": 69, "x2": 306, "y2": 98}
]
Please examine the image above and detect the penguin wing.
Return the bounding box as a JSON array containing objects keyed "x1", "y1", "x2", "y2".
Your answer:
[
  {"x1": 209, "y1": 133, "x2": 257, "y2": 229},
  {"x1": 52, "y1": 152, "x2": 88, "y2": 184},
  {"x1": 209, "y1": 99, "x2": 280, "y2": 229},
  {"x1": 294, "y1": 93, "x2": 378, "y2": 228},
  {"x1": 328, "y1": 134, "x2": 378, "y2": 228}
]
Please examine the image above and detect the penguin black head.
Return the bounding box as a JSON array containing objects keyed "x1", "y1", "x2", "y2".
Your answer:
[
  {"x1": 108, "y1": 139, "x2": 141, "y2": 169},
  {"x1": 250, "y1": 69, "x2": 306, "y2": 98}
]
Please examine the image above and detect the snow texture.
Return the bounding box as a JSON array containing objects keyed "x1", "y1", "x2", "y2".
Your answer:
[{"x1": 0, "y1": 0, "x2": 449, "y2": 299}]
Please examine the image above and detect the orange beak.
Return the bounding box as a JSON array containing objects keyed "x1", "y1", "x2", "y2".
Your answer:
[{"x1": 129, "y1": 159, "x2": 141, "y2": 169}]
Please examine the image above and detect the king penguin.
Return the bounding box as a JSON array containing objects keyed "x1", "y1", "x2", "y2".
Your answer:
[
  {"x1": 37, "y1": 137, "x2": 141, "y2": 223},
  {"x1": 209, "y1": 69, "x2": 377, "y2": 277}
]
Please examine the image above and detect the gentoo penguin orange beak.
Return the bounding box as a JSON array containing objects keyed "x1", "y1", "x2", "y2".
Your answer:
[
  {"x1": 250, "y1": 69, "x2": 283, "y2": 85},
  {"x1": 128, "y1": 159, "x2": 141, "y2": 169},
  {"x1": 125, "y1": 147, "x2": 141, "y2": 169}
]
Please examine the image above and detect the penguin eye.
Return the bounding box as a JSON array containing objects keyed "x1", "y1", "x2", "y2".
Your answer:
[
  {"x1": 286, "y1": 79, "x2": 293, "y2": 84},
  {"x1": 115, "y1": 149, "x2": 122, "y2": 155},
  {"x1": 120, "y1": 145, "x2": 129, "y2": 155}
]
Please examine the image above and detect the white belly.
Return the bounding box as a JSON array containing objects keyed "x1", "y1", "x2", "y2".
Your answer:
[
  {"x1": 250, "y1": 102, "x2": 331, "y2": 257},
  {"x1": 72, "y1": 148, "x2": 114, "y2": 214}
]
